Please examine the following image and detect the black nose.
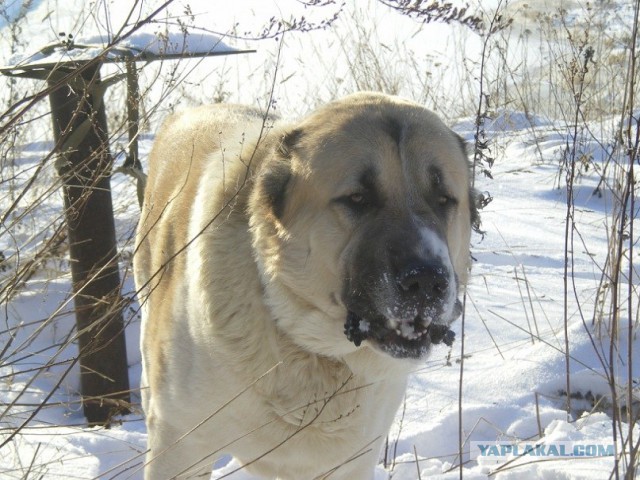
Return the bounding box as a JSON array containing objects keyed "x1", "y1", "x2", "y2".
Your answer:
[{"x1": 397, "y1": 260, "x2": 449, "y2": 298}]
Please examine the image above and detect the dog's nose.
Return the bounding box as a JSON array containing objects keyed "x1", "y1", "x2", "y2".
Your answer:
[{"x1": 397, "y1": 260, "x2": 449, "y2": 298}]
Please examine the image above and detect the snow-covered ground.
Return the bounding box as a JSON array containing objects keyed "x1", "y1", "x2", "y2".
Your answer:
[{"x1": 1, "y1": 1, "x2": 638, "y2": 479}]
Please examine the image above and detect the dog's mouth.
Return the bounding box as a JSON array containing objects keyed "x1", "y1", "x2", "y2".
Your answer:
[{"x1": 344, "y1": 302, "x2": 459, "y2": 359}]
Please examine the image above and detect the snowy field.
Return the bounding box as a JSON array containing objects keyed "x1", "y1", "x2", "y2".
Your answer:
[{"x1": 1, "y1": 0, "x2": 639, "y2": 479}]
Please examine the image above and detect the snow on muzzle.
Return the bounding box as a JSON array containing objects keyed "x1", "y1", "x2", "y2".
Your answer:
[{"x1": 343, "y1": 249, "x2": 461, "y2": 359}]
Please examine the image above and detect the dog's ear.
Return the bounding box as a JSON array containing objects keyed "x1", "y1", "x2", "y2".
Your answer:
[
  {"x1": 455, "y1": 133, "x2": 470, "y2": 159},
  {"x1": 455, "y1": 134, "x2": 483, "y2": 234},
  {"x1": 258, "y1": 128, "x2": 303, "y2": 220},
  {"x1": 277, "y1": 128, "x2": 303, "y2": 161}
]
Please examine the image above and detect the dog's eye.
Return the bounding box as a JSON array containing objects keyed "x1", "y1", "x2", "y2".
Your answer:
[
  {"x1": 437, "y1": 195, "x2": 458, "y2": 208},
  {"x1": 336, "y1": 192, "x2": 373, "y2": 212},
  {"x1": 349, "y1": 193, "x2": 365, "y2": 204},
  {"x1": 345, "y1": 192, "x2": 369, "y2": 209}
]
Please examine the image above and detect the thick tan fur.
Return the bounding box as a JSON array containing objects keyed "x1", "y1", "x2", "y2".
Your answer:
[{"x1": 134, "y1": 93, "x2": 473, "y2": 479}]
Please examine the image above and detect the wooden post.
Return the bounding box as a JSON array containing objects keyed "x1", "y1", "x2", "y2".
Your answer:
[
  {"x1": 126, "y1": 59, "x2": 141, "y2": 171},
  {"x1": 48, "y1": 63, "x2": 130, "y2": 425}
]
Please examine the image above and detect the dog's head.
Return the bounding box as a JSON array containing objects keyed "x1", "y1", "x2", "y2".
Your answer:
[{"x1": 250, "y1": 93, "x2": 476, "y2": 360}]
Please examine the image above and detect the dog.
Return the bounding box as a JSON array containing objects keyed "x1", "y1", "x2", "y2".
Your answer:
[{"x1": 134, "y1": 93, "x2": 477, "y2": 479}]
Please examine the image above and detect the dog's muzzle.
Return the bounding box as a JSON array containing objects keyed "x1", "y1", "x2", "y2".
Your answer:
[{"x1": 343, "y1": 257, "x2": 460, "y2": 359}]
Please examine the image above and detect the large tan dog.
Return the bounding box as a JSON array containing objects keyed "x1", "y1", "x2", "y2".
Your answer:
[{"x1": 134, "y1": 93, "x2": 477, "y2": 479}]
